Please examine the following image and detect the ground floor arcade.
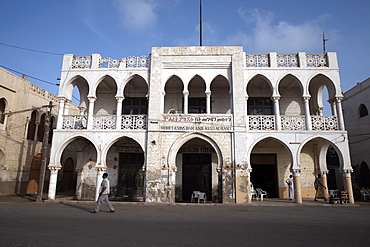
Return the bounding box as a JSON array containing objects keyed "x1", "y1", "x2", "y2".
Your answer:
[{"x1": 45, "y1": 130, "x2": 354, "y2": 204}]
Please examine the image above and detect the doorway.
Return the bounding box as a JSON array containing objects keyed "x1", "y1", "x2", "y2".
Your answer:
[
  {"x1": 182, "y1": 154, "x2": 212, "y2": 202},
  {"x1": 118, "y1": 152, "x2": 144, "y2": 201},
  {"x1": 27, "y1": 153, "x2": 42, "y2": 194},
  {"x1": 250, "y1": 154, "x2": 278, "y2": 198}
]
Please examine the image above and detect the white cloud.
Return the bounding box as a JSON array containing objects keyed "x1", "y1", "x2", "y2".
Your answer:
[
  {"x1": 113, "y1": 0, "x2": 158, "y2": 31},
  {"x1": 229, "y1": 8, "x2": 336, "y2": 53}
]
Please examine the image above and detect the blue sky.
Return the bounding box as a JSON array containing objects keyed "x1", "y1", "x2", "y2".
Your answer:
[{"x1": 1, "y1": 0, "x2": 369, "y2": 98}]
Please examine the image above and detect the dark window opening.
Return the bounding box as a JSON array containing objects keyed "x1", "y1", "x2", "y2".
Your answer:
[
  {"x1": 0, "y1": 98, "x2": 5, "y2": 124},
  {"x1": 188, "y1": 97, "x2": 207, "y2": 114},
  {"x1": 359, "y1": 104, "x2": 369, "y2": 118},
  {"x1": 122, "y1": 97, "x2": 148, "y2": 115},
  {"x1": 247, "y1": 97, "x2": 273, "y2": 115}
]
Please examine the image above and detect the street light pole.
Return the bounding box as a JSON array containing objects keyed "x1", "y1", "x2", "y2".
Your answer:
[{"x1": 36, "y1": 101, "x2": 53, "y2": 202}]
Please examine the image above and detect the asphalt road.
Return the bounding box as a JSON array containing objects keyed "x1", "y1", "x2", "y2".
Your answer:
[{"x1": 0, "y1": 201, "x2": 369, "y2": 247}]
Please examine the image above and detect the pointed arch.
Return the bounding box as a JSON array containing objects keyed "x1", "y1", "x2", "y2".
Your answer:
[
  {"x1": 164, "y1": 75, "x2": 184, "y2": 114},
  {"x1": 210, "y1": 75, "x2": 231, "y2": 114},
  {"x1": 278, "y1": 74, "x2": 304, "y2": 115}
]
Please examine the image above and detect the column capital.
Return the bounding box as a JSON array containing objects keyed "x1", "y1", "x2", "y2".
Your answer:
[
  {"x1": 271, "y1": 96, "x2": 281, "y2": 101},
  {"x1": 340, "y1": 168, "x2": 353, "y2": 177},
  {"x1": 95, "y1": 167, "x2": 106, "y2": 172},
  {"x1": 205, "y1": 91, "x2": 212, "y2": 96},
  {"x1": 49, "y1": 166, "x2": 61, "y2": 173},
  {"x1": 302, "y1": 96, "x2": 311, "y2": 102},
  {"x1": 115, "y1": 96, "x2": 125, "y2": 102},
  {"x1": 88, "y1": 96, "x2": 97, "y2": 102},
  {"x1": 320, "y1": 170, "x2": 329, "y2": 177},
  {"x1": 161, "y1": 91, "x2": 166, "y2": 96},
  {"x1": 57, "y1": 96, "x2": 67, "y2": 103},
  {"x1": 183, "y1": 91, "x2": 189, "y2": 96},
  {"x1": 292, "y1": 168, "x2": 302, "y2": 176},
  {"x1": 335, "y1": 96, "x2": 343, "y2": 102}
]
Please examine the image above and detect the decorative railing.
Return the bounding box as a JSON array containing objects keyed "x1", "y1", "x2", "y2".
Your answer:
[
  {"x1": 311, "y1": 115, "x2": 338, "y2": 130},
  {"x1": 246, "y1": 54, "x2": 269, "y2": 67},
  {"x1": 306, "y1": 54, "x2": 327, "y2": 67},
  {"x1": 126, "y1": 56, "x2": 150, "y2": 68},
  {"x1": 121, "y1": 115, "x2": 147, "y2": 129},
  {"x1": 281, "y1": 115, "x2": 306, "y2": 130},
  {"x1": 277, "y1": 54, "x2": 299, "y2": 67},
  {"x1": 99, "y1": 57, "x2": 121, "y2": 68},
  {"x1": 93, "y1": 115, "x2": 116, "y2": 129},
  {"x1": 62, "y1": 115, "x2": 87, "y2": 129},
  {"x1": 248, "y1": 115, "x2": 275, "y2": 130},
  {"x1": 72, "y1": 56, "x2": 92, "y2": 69}
]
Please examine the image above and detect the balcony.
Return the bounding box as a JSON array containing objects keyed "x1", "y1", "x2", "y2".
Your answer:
[
  {"x1": 62, "y1": 115, "x2": 147, "y2": 130},
  {"x1": 248, "y1": 115, "x2": 338, "y2": 131}
]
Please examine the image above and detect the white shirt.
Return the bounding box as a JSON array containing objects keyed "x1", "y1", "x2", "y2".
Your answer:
[{"x1": 100, "y1": 178, "x2": 110, "y2": 194}]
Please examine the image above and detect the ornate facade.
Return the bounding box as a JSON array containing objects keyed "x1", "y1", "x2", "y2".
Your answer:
[{"x1": 47, "y1": 46, "x2": 354, "y2": 203}]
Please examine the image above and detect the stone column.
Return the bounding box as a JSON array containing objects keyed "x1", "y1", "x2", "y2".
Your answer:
[
  {"x1": 329, "y1": 99, "x2": 337, "y2": 116},
  {"x1": 33, "y1": 121, "x2": 40, "y2": 141},
  {"x1": 64, "y1": 99, "x2": 71, "y2": 115},
  {"x1": 206, "y1": 91, "x2": 211, "y2": 114},
  {"x1": 95, "y1": 167, "x2": 105, "y2": 201},
  {"x1": 318, "y1": 106, "x2": 324, "y2": 116},
  {"x1": 303, "y1": 97, "x2": 312, "y2": 131},
  {"x1": 293, "y1": 169, "x2": 302, "y2": 203},
  {"x1": 272, "y1": 96, "x2": 281, "y2": 130},
  {"x1": 235, "y1": 167, "x2": 251, "y2": 204},
  {"x1": 320, "y1": 170, "x2": 329, "y2": 201},
  {"x1": 56, "y1": 97, "x2": 66, "y2": 129},
  {"x1": 78, "y1": 106, "x2": 87, "y2": 116},
  {"x1": 183, "y1": 91, "x2": 189, "y2": 114},
  {"x1": 47, "y1": 167, "x2": 61, "y2": 200},
  {"x1": 115, "y1": 96, "x2": 124, "y2": 130},
  {"x1": 341, "y1": 169, "x2": 355, "y2": 204},
  {"x1": 245, "y1": 96, "x2": 249, "y2": 129},
  {"x1": 75, "y1": 168, "x2": 84, "y2": 200},
  {"x1": 87, "y1": 96, "x2": 96, "y2": 130},
  {"x1": 335, "y1": 97, "x2": 345, "y2": 131}
]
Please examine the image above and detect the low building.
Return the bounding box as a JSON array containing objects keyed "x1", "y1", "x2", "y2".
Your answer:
[
  {"x1": 47, "y1": 46, "x2": 354, "y2": 203},
  {"x1": 0, "y1": 68, "x2": 78, "y2": 196},
  {"x1": 342, "y1": 78, "x2": 370, "y2": 197}
]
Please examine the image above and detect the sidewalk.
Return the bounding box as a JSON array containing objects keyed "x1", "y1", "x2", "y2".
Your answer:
[{"x1": 0, "y1": 194, "x2": 366, "y2": 206}]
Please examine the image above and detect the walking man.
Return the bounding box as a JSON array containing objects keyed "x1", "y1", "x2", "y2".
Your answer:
[
  {"x1": 91, "y1": 173, "x2": 115, "y2": 213},
  {"x1": 286, "y1": 174, "x2": 294, "y2": 200}
]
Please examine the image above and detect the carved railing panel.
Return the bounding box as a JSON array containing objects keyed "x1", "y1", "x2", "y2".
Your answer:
[
  {"x1": 311, "y1": 116, "x2": 338, "y2": 130},
  {"x1": 93, "y1": 115, "x2": 116, "y2": 129},
  {"x1": 306, "y1": 54, "x2": 328, "y2": 67},
  {"x1": 281, "y1": 115, "x2": 306, "y2": 130},
  {"x1": 248, "y1": 115, "x2": 275, "y2": 130},
  {"x1": 121, "y1": 115, "x2": 147, "y2": 129},
  {"x1": 246, "y1": 54, "x2": 269, "y2": 67},
  {"x1": 99, "y1": 57, "x2": 120, "y2": 68},
  {"x1": 62, "y1": 115, "x2": 87, "y2": 129},
  {"x1": 277, "y1": 54, "x2": 299, "y2": 67},
  {"x1": 72, "y1": 56, "x2": 92, "y2": 69},
  {"x1": 126, "y1": 56, "x2": 150, "y2": 68}
]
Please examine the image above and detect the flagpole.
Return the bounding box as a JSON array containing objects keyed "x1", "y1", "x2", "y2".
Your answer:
[{"x1": 200, "y1": 0, "x2": 202, "y2": 46}]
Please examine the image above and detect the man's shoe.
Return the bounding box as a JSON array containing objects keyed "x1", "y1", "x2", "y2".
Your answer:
[
  {"x1": 91, "y1": 211, "x2": 97, "y2": 213},
  {"x1": 109, "y1": 210, "x2": 115, "y2": 213}
]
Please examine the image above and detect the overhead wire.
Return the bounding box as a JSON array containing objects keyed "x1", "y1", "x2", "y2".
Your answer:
[{"x1": 0, "y1": 42, "x2": 64, "y2": 56}]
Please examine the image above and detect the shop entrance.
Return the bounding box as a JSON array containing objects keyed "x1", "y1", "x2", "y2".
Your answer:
[
  {"x1": 250, "y1": 154, "x2": 278, "y2": 198},
  {"x1": 118, "y1": 152, "x2": 144, "y2": 201},
  {"x1": 182, "y1": 154, "x2": 212, "y2": 202}
]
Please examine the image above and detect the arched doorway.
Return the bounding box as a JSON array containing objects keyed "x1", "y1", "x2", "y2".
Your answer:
[
  {"x1": 61, "y1": 157, "x2": 75, "y2": 191},
  {"x1": 27, "y1": 153, "x2": 42, "y2": 194},
  {"x1": 175, "y1": 138, "x2": 219, "y2": 203},
  {"x1": 360, "y1": 162, "x2": 370, "y2": 189},
  {"x1": 107, "y1": 137, "x2": 145, "y2": 202}
]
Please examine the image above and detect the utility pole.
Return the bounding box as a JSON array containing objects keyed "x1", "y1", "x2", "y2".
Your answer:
[{"x1": 36, "y1": 101, "x2": 53, "y2": 202}]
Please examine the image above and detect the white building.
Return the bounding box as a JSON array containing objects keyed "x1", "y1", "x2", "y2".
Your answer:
[
  {"x1": 47, "y1": 46, "x2": 354, "y2": 204},
  {"x1": 342, "y1": 78, "x2": 370, "y2": 196}
]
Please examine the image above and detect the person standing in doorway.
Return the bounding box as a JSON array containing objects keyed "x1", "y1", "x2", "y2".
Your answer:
[
  {"x1": 314, "y1": 174, "x2": 327, "y2": 201},
  {"x1": 91, "y1": 173, "x2": 115, "y2": 213},
  {"x1": 286, "y1": 175, "x2": 294, "y2": 200}
]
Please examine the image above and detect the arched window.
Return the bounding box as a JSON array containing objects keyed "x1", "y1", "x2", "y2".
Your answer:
[
  {"x1": 0, "y1": 98, "x2": 6, "y2": 124},
  {"x1": 359, "y1": 104, "x2": 369, "y2": 118},
  {"x1": 27, "y1": 111, "x2": 37, "y2": 140},
  {"x1": 37, "y1": 114, "x2": 46, "y2": 142}
]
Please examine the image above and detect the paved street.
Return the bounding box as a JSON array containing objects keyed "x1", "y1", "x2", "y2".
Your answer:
[{"x1": 0, "y1": 199, "x2": 369, "y2": 247}]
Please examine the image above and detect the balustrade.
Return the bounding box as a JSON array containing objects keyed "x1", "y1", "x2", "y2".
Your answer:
[
  {"x1": 311, "y1": 115, "x2": 338, "y2": 130},
  {"x1": 281, "y1": 115, "x2": 306, "y2": 130},
  {"x1": 62, "y1": 115, "x2": 87, "y2": 129}
]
